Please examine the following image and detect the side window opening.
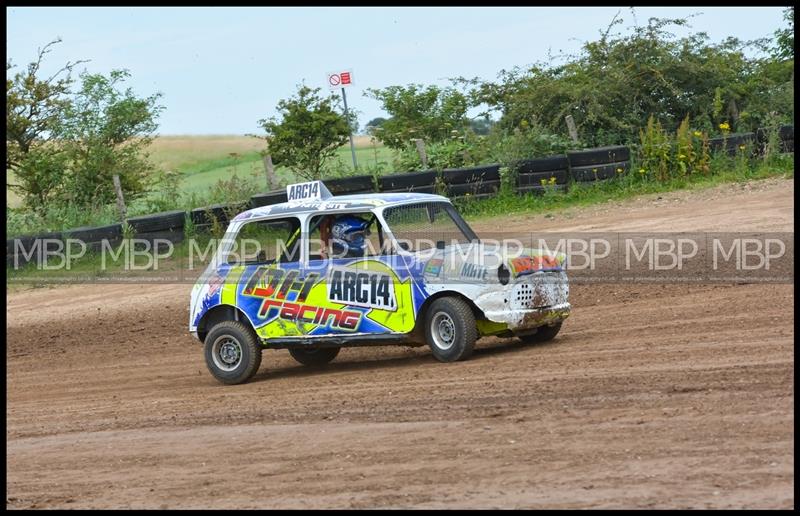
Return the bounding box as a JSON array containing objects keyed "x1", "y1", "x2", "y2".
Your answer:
[
  {"x1": 227, "y1": 217, "x2": 301, "y2": 265},
  {"x1": 308, "y1": 212, "x2": 386, "y2": 260}
]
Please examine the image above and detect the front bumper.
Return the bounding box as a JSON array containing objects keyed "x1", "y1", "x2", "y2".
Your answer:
[
  {"x1": 482, "y1": 302, "x2": 571, "y2": 331},
  {"x1": 473, "y1": 270, "x2": 570, "y2": 330}
]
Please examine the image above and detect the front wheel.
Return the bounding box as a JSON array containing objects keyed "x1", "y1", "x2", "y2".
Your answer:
[
  {"x1": 425, "y1": 297, "x2": 477, "y2": 362},
  {"x1": 289, "y1": 346, "x2": 340, "y2": 366},
  {"x1": 519, "y1": 322, "x2": 563, "y2": 344},
  {"x1": 204, "y1": 321, "x2": 262, "y2": 385}
]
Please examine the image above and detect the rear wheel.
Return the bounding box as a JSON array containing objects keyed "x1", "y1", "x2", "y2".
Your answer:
[
  {"x1": 204, "y1": 321, "x2": 262, "y2": 385},
  {"x1": 289, "y1": 347, "x2": 340, "y2": 366},
  {"x1": 425, "y1": 297, "x2": 477, "y2": 362},
  {"x1": 519, "y1": 322, "x2": 563, "y2": 344}
]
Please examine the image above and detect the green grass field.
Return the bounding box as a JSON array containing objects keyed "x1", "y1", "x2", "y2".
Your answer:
[
  {"x1": 7, "y1": 135, "x2": 399, "y2": 209},
  {"x1": 169, "y1": 141, "x2": 396, "y2": 198}
]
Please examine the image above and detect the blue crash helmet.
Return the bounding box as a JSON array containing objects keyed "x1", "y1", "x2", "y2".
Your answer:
[{"x1": 330, "y1": 215, "x2": 370, "y2": 257}]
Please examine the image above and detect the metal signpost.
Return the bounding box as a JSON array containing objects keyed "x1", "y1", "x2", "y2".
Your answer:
[{"x1": 327, "y1": 69, "x2": 357, "y2": 170}]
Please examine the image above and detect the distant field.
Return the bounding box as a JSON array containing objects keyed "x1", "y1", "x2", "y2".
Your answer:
[
  {"x1": 159, "y1": 135, "x2": 397, "y2": 197},
  {"x1": 7, "y1": 135, "x2": 398, "y2": 209}
]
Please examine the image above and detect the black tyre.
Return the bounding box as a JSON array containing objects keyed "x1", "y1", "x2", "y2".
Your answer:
[
  {"x1": 324, "y1": 175, "x2": 376, "y2": 194},
  {"x1": 708, "y1": 133, "x2": 756, "y2": 155},
  {"x1": 251, "y1": 190, "x2": 288, "y2": 207},
  {"x1": 378, "y1": 170, "x2": 438, "y2": 191},
  {"x1": 567, "y1": 145, "x2": 630, "y2": 168},
  {"x1": 288, "y1": 346, "x2": 341, "y2": 366},
  {"x1": 425, "y1": 297, "x2": 477, "y2": 362},
  {"x1": 133, "y1": 230, "x2": 185, "y2": 252},
  {"x1": 204, "y1": 321, "x2": 263, "y2": 385},
  {"x1": 517, "y1": 169, "x2": 570, "y2": 187},
  {"x1": 570, "y1": 161, "x2": 629, "y2": 182},
  {"x1": 447, "y1": 180, "x2": 501, "y2": 196},
  {"x1": 514, "y1": 155, "x2": 569, "y2": 174},
  {"x1": 65, "y1": 223, "x2": 123, "y2": 243},
  {"x1": 519, "y1": 322, "x2": 562, "y2": 344},
  {"x1": 126, "y1": 210, "x2": 186, "y2": 234},
  {"x1": 382, "y1": 184, "x2": 437, "y2": 194},
  {"x1": 441, "y1": 164, "x2": 501, "y2": 184},
  {"x1": 191, "y1": 202, "x2": 247, "y2": 225}
]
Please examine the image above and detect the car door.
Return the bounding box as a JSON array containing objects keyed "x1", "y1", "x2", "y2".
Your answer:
[{"x1": 302, "y1": 212, "x2": 418, "y2": 337}]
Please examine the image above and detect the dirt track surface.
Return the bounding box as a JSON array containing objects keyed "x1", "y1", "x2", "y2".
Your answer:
[{"x1": 6, "y1": 178, "x2": 795, "y2": 509}]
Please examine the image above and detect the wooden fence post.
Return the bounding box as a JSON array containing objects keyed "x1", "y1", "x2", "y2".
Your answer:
[
  {"x1": 112, "y1": 174, "x2": 127, "y2": 222},
  {"x1": 413, "y1": 138, "x2": 428, "y2": 169},
  {"x1": 565, "y1": 115, "x2": 580, "y2": 144},
  {"x1": 262, "y1": 154, "x2": 277, "y2": 190}
]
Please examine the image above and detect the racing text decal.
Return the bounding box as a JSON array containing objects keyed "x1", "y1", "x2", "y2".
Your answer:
[{"x1": 243, "y1": 266, "x2": 362, "y2": 331}]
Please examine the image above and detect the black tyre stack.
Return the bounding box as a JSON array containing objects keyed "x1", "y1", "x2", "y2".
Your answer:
[
  {"x1": 567, "y1": 145, "x2": 631, "y2": 183},
  {"x1": 323, "y1": 175, "x2": 376, "y2": 196},
  {"x1": 250, "y1": 189, "x2": 288, "y2": 208},
  {"x1": 125, "y1": 210, "x2": 186, "y2": 251},
  {"x1": 707, "y1": 133, "x2": 757, "y2": 156},
  {"x1": 6, "y1": 232, "x2": 63, "y2": 268},
  {"x1": 441, "y1": 164, "x2": 501, "y2": 200},
  {"x1": 514, "y1": 155, "x2": 570, "y2": 195},
  {"x1": 378, "y1": 169, "x2": 438, "y2": 194},
  {"x1": 190, "y1": 202, "x2": 249, "y2": 233},
  {"x1": 63, "y1": 224, "x2": 122, "y2": 254}
]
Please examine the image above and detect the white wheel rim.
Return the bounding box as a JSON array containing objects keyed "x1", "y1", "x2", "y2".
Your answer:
[
  {"x1": 431, "y1": 312, "x2": 456, "y2": 350},
  {"x1": 212, "y1": 335, "x2": 242, "y2": 371}
]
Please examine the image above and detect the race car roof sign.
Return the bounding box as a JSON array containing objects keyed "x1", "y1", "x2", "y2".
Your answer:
[{"x1": 286, "y1": 180, "x2": 333, "y2": 202}]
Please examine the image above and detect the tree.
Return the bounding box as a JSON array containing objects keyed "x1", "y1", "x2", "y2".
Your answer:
[
  {"x1": 364, "y1": 116, "x2": 388, "y2": 135},
  {"x1": 364, "y1": 84, "x2": 470, "y2": 150},
  {"x1": 59, "y1": 69, "x2": 164, "y2": 206},
  {"x1": 774, "y1": 7, "x2": 794, "y2": 61},
  {"x1": 257, "y1": 85, "x2": 352, "y2": 180},
  {"x1": 462, "y1": 14, "x2": 794, "y2": 146},
  {"x1": 469, "y1": 117, "x2": 495, "y2": 135},
  {"x1": 6, "y1": 39, "x2": 86, "y2": 209}
]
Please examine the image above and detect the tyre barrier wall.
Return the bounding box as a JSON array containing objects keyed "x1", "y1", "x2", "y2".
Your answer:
[
  {"x1": 567, "y1": 145, "x2": 630, "y2": 183},
  {"x1": 8, "y1": 125, "x2": 794, "y2": 266}
]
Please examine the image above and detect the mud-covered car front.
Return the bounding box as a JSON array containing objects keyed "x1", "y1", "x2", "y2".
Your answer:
[{"x1": 418, "y1": 244, "x2": 571, "y2": 336}]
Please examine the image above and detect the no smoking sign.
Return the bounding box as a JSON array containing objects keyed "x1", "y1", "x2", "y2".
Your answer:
[{"x1": 327, "y1": 69, "x2": 353, "y2": 90}]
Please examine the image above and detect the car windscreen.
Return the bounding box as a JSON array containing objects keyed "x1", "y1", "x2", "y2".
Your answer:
[{"x1": 382, "y1": 201, "x2": 478, "y2": 253}]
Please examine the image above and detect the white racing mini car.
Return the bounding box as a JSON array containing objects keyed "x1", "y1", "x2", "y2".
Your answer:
[{"x1": 190, "y1": 181, "x2": 570, "y2": 384}]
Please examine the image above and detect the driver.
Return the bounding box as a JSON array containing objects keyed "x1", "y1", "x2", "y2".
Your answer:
[{"x1": 329, "y1": 215, "x2": 371, "y2": 258}]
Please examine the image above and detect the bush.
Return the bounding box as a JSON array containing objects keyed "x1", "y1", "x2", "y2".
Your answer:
[{"x1": 485, "y1": 118, "x2": 576, "y2": 165}]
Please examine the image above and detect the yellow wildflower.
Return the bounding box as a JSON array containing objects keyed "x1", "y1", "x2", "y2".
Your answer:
[
  {"x1": 693, "y1": 130, "x2": 702, "y2": 137},
  {"x1": 719, "y1": 122, "x2": 730, "y2": 131}
]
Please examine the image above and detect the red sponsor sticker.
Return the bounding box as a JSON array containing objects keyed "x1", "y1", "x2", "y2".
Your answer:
[{"x1": 509, "y1": 255, "x2": 558, "y2": 275}]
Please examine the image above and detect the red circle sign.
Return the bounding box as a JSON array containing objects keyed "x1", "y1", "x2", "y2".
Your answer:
[{"x1": 328, "y1": 74, "x2": 341, "y2": 86}]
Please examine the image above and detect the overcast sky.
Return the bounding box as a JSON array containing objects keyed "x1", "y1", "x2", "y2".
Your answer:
[{"x1": 6, "y1": 6, "x2": 789, "y2": 135}]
